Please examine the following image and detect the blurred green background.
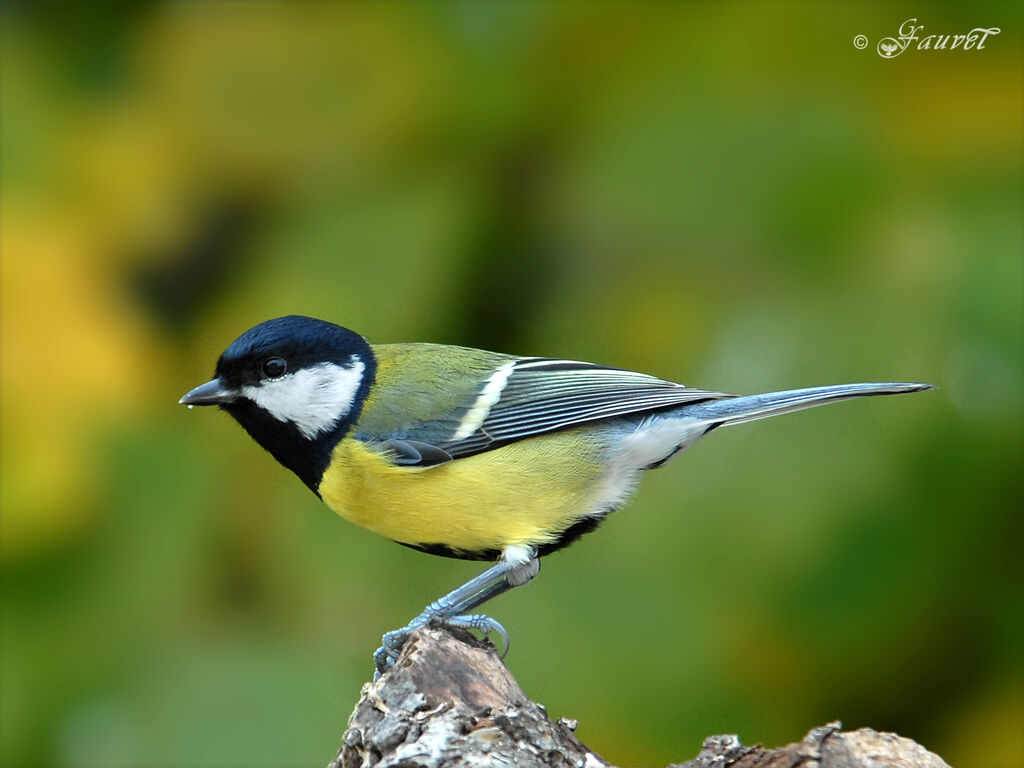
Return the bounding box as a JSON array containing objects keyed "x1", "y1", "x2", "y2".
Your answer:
[{"x1": 2, "y1": 2, "x2": 1021, "y2": 767}]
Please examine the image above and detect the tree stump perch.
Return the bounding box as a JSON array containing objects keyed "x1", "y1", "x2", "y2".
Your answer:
[{"x1": 328, "y1": 627, "x2": 952, "y2": 768}]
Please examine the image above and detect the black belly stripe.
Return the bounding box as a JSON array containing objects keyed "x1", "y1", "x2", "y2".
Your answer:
[{"x1": 396, "y1": 513, "x2": 613, "y2": 563}]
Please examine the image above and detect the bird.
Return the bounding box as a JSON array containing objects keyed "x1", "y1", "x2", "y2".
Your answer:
[{"x1": 180, "y1": 315, "x2": 932, "y2": 676}]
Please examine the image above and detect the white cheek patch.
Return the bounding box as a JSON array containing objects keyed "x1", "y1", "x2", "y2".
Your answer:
[{"x1": 242, "y1": 358, "x2": 366, "y2": 439}]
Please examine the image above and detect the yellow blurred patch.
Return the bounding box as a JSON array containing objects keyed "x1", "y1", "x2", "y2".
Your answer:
[
  {"x1": 135, "y1": 3, "x2": 448, "y2": 185},
  {"x1": 941, "y1": 683, "x2": 1024, "y2": 768},
  {"x1": 883, "y1": 60, "x2": 1024, "y2": 161},
  {"x1": 0, "y1": 204, "x2": 154, "y2": 561}
]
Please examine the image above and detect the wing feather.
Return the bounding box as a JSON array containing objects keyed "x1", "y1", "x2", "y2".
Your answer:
[{"x1": 356, "y1": 347, "x2": 732, "y2": 465}]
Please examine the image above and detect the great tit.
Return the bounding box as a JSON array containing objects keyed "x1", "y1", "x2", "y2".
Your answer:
[{"x1": 180, "y1": 315, "x2": 932, "y2": 676}]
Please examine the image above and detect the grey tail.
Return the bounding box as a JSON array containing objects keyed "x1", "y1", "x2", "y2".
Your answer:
[{"x1": 684, "y1": 382, "x2": 934, "y2": 427}]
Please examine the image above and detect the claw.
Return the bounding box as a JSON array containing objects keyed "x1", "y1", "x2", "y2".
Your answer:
[
  {"x1": 442, "y1": 613, "x2": 510, "y2": 659},
  {"x1": 373, "y1": 625, "x2": 418, "y2": 679},
  {"x1": 372, "y1": 646, "x2": 391, "y2": 681},
  {"x1": 486, "y1": 616, "x2": 510, "y2": 659}
]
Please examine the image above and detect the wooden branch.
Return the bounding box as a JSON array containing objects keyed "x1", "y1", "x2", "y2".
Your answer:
[
  {"x1": 671, "y1": 724, "x2": 952, "y2": 768},
  {"x1": 327, "y1": 627, "x2": 952, "y2": 768}
]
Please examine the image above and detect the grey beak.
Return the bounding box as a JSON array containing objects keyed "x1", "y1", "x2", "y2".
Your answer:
[{"x1": 179, "y1": 377, "x2": 237, "y2": 406}]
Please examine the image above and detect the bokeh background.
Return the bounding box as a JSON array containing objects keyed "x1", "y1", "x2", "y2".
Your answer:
[{"x1": 2, "y1": 2, "x2": 1021, "y2": 767}]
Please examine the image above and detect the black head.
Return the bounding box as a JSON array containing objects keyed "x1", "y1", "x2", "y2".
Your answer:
[{"x1": 180, "y1": 315, "x2": 376, "y2": 494}]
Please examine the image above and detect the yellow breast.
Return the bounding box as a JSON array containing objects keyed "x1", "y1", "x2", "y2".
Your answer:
[{"x1": 317, "y1": 429, "x2": 606, "y2": 555}]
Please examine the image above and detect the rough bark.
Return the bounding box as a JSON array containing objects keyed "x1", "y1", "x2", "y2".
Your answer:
[{"x1": 328, "y1": 627, "x2": 952, "y2": 768}]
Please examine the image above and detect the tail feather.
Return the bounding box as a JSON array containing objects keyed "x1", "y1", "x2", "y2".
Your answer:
[{"x1": 684, "y1": 382, "x2": 934, "y2": 427}]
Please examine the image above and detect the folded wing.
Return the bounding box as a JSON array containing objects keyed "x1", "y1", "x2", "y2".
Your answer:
[{"x1": 357, "y1": 350, "x2": 731, "y2": 465}]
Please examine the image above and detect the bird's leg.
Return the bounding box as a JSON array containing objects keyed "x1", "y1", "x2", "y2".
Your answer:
[{"x1": 373, "y1": 556, "x2": 539, "y2": 679}]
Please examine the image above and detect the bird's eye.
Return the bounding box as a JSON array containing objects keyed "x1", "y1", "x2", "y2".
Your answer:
[{"x1": 261, "y1": 357, "x2": 287, "y2": 379}]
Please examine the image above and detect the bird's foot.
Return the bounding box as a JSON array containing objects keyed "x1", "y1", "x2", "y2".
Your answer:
[{"x1": 372, "y1": 613, "x2": 509, "y2": 680}]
